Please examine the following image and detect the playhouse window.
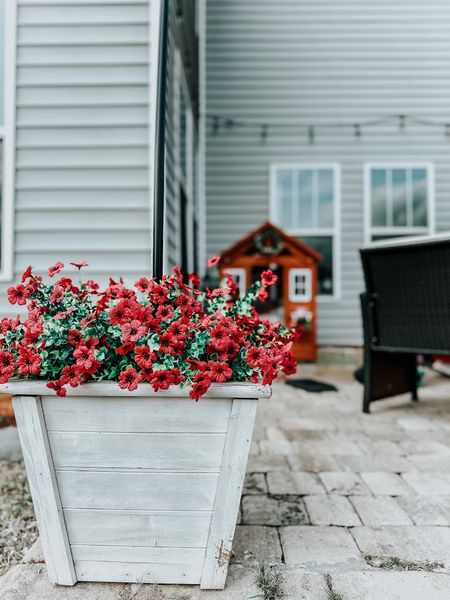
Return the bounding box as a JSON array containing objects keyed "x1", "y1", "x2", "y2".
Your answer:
[
  {"x1": 271, "y1": 164, "x2": 340, "y2": 298},
  {"x1": 224, "y1": 268, "x2": 246, "y2": 297},
  {"x1": 364, "y1": 164, "x2": 434, "y2": 243},
  {"x1": 289, "y1": 269, "x2": 312, "y2": 302}
]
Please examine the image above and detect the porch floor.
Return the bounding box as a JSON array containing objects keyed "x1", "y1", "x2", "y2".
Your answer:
[{"x1": 1, "y1": 364, "x2": 449, "y2": 599}]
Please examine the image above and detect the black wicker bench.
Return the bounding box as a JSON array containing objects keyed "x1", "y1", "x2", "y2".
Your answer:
[{"x1": 359, "y1": 234, "x2": 450, "y2": 413}]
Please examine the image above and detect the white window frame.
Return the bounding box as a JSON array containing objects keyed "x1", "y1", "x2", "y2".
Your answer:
[
  {"x1": 224, "y1": 267, "x2": 246, "y2": 297},
  {"x1": 174, "y1": 50, "x2": 195, "y2": 272},
  {"x1": 0, "y1": 3, "x2": 17, "y2": 281},
  {"x1": 289, "y1": 268, "x2": 312, "y2": 303},
  {"x1": 363, "y1": 162, "x2": 435, "y2": 245},
  {"x1": 269, "y1": 163, "x2": 341, "y2": 301}
]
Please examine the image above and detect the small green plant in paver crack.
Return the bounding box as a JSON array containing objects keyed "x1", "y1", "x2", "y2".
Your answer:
[
  {"x1": 253, "y1": 563, "x2": 285, "y2": 600},
  {"x1": 323, "y1": 573, "x2": 345, "y2": 600},
  {"x1": 364, "y1": 555, "x2": 445, "y2": 572}
]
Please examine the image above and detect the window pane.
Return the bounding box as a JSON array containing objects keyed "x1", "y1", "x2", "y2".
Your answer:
[
  {"x1": 299, "y1": 235, "x2": 333, "y2": 295},
  {"x1": 318, "y1": 169, "x2": 334, "y2": 227},
  {"x1": 371, "y1": 169, "x2": 387, "y2": 226},
  {"x1": 412, "y1": 169, "x2": 428, "y2": 227},
  {"x1": 276, "y1": 169, "x2": 292, "y2": 227},
  {"x1": 392, "y1": 169, "x2": 407, "y2": 226},
  {"x1": 179, "y1": 90, "x2": 187, "y2": 180},
  {"x1": 296, "y1": 170, "x2": 313, "y2": 229},
  {"x1": 0, "y1": 0, "x2": 3, "y2": 125}
]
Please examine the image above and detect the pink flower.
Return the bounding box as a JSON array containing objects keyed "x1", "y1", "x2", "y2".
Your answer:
[
  {"x1": 48, "y1": 262, "x2": 64, "y2": 277},
  {"x1": 7, "y1": 285, "x2": 30, "y2": 306},
  {"x1": 207, "y1": 255, "x2": 221, "y2": 268},
  {"x1": 261, "y1": 269, "x2": 278, "y2": 287}
]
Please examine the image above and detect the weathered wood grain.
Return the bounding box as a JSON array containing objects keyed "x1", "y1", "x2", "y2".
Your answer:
[
  {"x1": 48, "y1": 431, "x2": 226, "y2": 471},
  {"x1": 42, "y1": 396, "x2": 231, "y2": 433},
  {"x1": 56, "y1": 470, "x2": 219, "y2": 511},
  {"x1": 12, "y1": 396, "x2": 76, "y2": 585},
  {"x1": 65, "y1": 509, "x2": 212, "y2": 547},
  {"x1": 75, "y1": 560, "x2": 202, "y2": 584},
  {"x1": 71, "y1": 545, "x2": 205, "y2": 564},
  {"x1": 0, "y1": 380, "x2": 271, "y2": 398},
  {"x1": 201, "y1": 398, "x2": 258, "y2": 589}
]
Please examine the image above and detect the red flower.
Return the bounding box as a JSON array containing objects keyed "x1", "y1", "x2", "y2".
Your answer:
[
  {"x1": 73, "y1": 345, "x2": 99, "y2": 374},
  {"x1": 261, "y1": 269, "x2": 278, "y2": 287},
  {"x1": 7, "y1": 284, "x2": 30, "y2": 306},
  {"x1": 188, "y1": 273, "x2": 201, "y2": 287},
  {"x1": 21, "y1": 265, "x2": 33, "y2": 282},
  {"x1": 207, "y1": 255, "x2": 221, "y2": 268},
  {"x1": 18, "y1": 348, "x2": 42, "y2": 376},
  {"x1": 50, "y1": 285, "x2": 64, "y2": 304},
  {"x1": 119, "y1": 367, "x2": 142, "y2": 391},
  {"x1": 0, "y1": 351, "x2": 14, "y2": 383},
  {"x1": 47, "y1": 380, "x2": 67, "y2": 397},
  {"x1": 158, "y1": 332, "x2": 180, "y2": 355},
  {"x1": 134, "y1": 345, "x2": 156, "y2": 369},
  {"x1": 150, "y1": 284, "x2": 168, "y2": 305},
  {"x1": 83, "y1": 280, "x2": 99, "y2": 292},
  {"x1": 115, "y1": 341, "x2": 135, "y2": 355},
  {"x1": 209, "y1": 361, "x2": 232, "y2": 383},
  {"x1": 150, "y1": 369, "x2": 180, "y2": 392},
  {"x1": 246, "y1": 346, "x2": 265, "y2": 368},
  {"x1": 135, "y1": 277, "x2": 152, "y2": 293},
  {"x1": 70, "y1": 261, "x2": 89, "y2": 270},
  {"x1": 210, "y1": 325, "x2": 230, "y2": 352},
  {"x1": 189, "y1": 372, "x2": 213, "y2": 401},
  {"x1": 156, "y1": 304, "x2": 174, "y2": 321},
  {"x1": 257, "y1": 287, "x2": 268, "y2": 302},
  {"x1": 48, "y1": 262, "x2": 64, "y2": 277},
  {"x1": 121, "y1": 319, "x2": 147, "y2": 342},
  {"x1": 60, "y1": 364, "x2": 82, "y2": 387}
]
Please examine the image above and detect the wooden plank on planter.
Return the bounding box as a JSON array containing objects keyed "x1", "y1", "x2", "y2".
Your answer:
[
  {"x1": 42, "y1": 396, "x2": 232, "y2": 433},
  {"x1": 75, "y1": 560, "x2": 202, "y2": 584},
  {"x1": 0, "y1": 381, "x2": 271, "y2": 399},
  {"x1": 64, "y1": 509, "x2": 212, "y2": 547},
  {"x1": 48, "y1": 431, "x2": 226, "y2": 471},
  {"x1": 201, "y1": 398, "x2": 258, "y2": 590},
  {"x1": 71, "y1": 545, "x2": 205, "y2": 564},
  {"x1": 12, "y1": 396, "x2": 76, "y2": 586},
  {"x1": 56, "y1": 471, "x2": 219, "y2": 511}
]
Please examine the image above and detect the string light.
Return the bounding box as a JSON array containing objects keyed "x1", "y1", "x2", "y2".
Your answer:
[{"x1": 204, "y1": 113, "x2": 450, "y2": 142}]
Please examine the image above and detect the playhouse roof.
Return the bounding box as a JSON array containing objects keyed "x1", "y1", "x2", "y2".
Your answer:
[{"x1": 219, "y1": 221, "x2": 323, "y2": 263}]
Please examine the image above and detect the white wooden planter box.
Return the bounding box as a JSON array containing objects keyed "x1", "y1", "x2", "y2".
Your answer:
[{"x1": 0, "y1": 381, "x2": 270, "y2": 589}]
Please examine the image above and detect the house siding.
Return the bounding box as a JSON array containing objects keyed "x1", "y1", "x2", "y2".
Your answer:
[
  {"x1": 204, "y1": 0, "x2": 450, "y2": 345},
  {"x1": 2, "y1": 0, "x2": 153, "y2": 315}
]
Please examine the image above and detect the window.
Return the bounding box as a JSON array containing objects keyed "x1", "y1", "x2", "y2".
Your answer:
[
  {"x1": 289, "y1": 268, "x2": 312, "y2": 302},
  {"x1": 270, "y1": 164, "x2": 340, "y2": 297},
  {"x1": 0, "y1": 1, "x2": 15, "y2": 281},
  {"x1": 364, "y1": 163, "x2": 434, "y2": 243},
  {"x1": 224, "y1": 268, "x2": 246, "y2": 297}
]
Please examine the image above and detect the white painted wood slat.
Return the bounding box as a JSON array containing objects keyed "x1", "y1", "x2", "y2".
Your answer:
[
  {"x1": 12, "y1": 396, "x2": 76, "y2": 585},
  {"x1": 201, "y1": 398, "x2": 258, "y2": 589},
  {"x1": 48, "y1": 431, "x2": 226, "y2": 471},
  {"x1": 71, "y1": 545, "x2": 205, "y2": 564},
  {"x1": 64, "y1": 509, "x2": 212, "y2": 548},
  {"x1": 75, "y1": 560, "x2": 202, "y2": 584},
  {"x1": 42, "y1": 396, "x2": 232, "y2": 433},
  {"x1": 56, "y1": 471, "x2": 219, "y2": 511}
]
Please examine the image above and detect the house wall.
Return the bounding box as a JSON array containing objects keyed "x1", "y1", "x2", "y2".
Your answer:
[
  {"x1": 204, "y1": 0, "x2": 450, "y2": 345},
  {"x1": 2, "y1": 0, "x2": 154, "y2": 316}
]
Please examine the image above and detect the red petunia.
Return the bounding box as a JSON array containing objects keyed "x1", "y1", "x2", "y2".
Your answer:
[
  {"x1": 208, "y1": 361, "x2": 232, "y2": 383},
  {"x1": 207, "y1": 255, "x2": 221, "y2": 268},
  {"x1": 47, "y1": 380, "x2": 67, "y2": 397},
  {"x1": 135, "y1": 277, "x2": 152, "y2": 293},
  {"x1": 70, "y1": 261, "x2": 89, "y2": 270},
  {"x1": 7, "y1": 284, "x2": 30, "y2": 306},
  {"x1": 257, "y1": 287, "x2": 268, "y2": 302},
  {"x1": 60, "y1": 364, "x2": 82, "y2": 387},
  {"x1": 119, "y1": 367, "x2": 142, "y2": 392},
  {"x1": 115, "y1": 341, "x2": 135, "y2": 355},
  {"x1": 121, "y1": 319, "x2": 147, "y2": 342},
  {"x1": 48, "y1": 262, "x2": 64, "y2": 277},
  {"x1": 134, "y1": 345, "x2": 156, "y2": 369},
  {"x1": 188, "y1": 272, "x2": 201, "y2": 287},
  {"x1": 18, "y1": 348, "x2": 42, "y2": 376},
  {"x1": 21, "y1": 265, "x2": 33, "y2": 282},
  {"x1": 0, "y1": 351, "x2": 15, "y2": 383},
  {"x1": 261, "y1": 269, "x2": 278, "y2": 287}
]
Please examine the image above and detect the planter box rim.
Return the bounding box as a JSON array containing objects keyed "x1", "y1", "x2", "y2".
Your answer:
[{"x1": 0, "y1": 380, "x2": 271, "y2": 399}]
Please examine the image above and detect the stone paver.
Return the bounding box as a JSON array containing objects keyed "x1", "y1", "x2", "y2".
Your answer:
[
  {"x1": 350, "y1": 495, "x2": 413, "y2": 526},
  {"x1": 246, "y1": 454, "x2": 289, "y2": 472},
  {"x1": 266, "y1": 470, "x2": 326, "y2": 495},
  {"x1": 241, "y1": 494, "x2": 309, "y2": 526},
  {"x1": 351, "y1": 526, "x2": 450, "y2": 563},
  {"x1": 287, "y1": 451, "x2": 341, "y2": 472},
  {"x1": 396, "y1": 496, "x2": 450, "y2": 526},
  {"x1": 282, "y1": 571, "x2": 326, "y2": 600},
  {"x1": 231, "y1": 526, "x2": 282, "y2": 565},
  {"x1": 402, "y1": 472, "x2": 450, "y2": 495},
  {"x1": 319, "y1": 471, "x2": 370, "y2": 495},
  {"x1": 332, "y1": 572, "x2": 450, "y2": 600},
  {"x1": 361, "y1": 472, "x2": 413, "y2": 496},
  {"x1": 407, "y1": 453, "x2": 450, "y2": 472},
  {"x1": 281, "y1": 526, "x2": 365, "y2": 569},
  {"x1": 242, "y1": 472, "x2": 267, "y2": 495},
  {"x1": 304, "y1": 495, "x2": 361, "y2": 526},
  {"x1": 337, "y1": 454, "x2": 415, "y2": 473}
]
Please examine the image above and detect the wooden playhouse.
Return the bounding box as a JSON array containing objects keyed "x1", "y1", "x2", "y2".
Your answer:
[{"x1": 219, "y1": 222, "x2": 322, "y2": 362}]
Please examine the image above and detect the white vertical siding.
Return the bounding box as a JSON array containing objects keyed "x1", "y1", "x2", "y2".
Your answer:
[
  {"x1": 2, "y1": 0, "x2": 153, "y2": 316},
  {"x1": 205, "y1": 0, "x2": 450, "y2": 345}
]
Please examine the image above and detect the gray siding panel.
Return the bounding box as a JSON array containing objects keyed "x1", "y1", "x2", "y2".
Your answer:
[
  {"x1": 2, "y1": 0, "x2": 153, "y2": 316},
  {"x1": 205, "y1": 0, "x2": 450, "y2": 345}
]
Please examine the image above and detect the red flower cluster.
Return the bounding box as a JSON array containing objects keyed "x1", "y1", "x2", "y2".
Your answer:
[{"x1": 0, "y1": 264, "x2": 300, "y2": 398}]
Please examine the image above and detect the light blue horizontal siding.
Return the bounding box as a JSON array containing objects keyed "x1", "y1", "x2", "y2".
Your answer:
[
  {"x1": 205, "y1": 0, "x2": 450, "y2": 346},
  {"x1": 1, "y1": 0, "x2": 153, "y2": 317}
]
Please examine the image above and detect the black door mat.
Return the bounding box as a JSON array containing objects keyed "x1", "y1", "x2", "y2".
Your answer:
[{"x1": 286, "y1": 379, "x2": 338, "y2": 393}]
